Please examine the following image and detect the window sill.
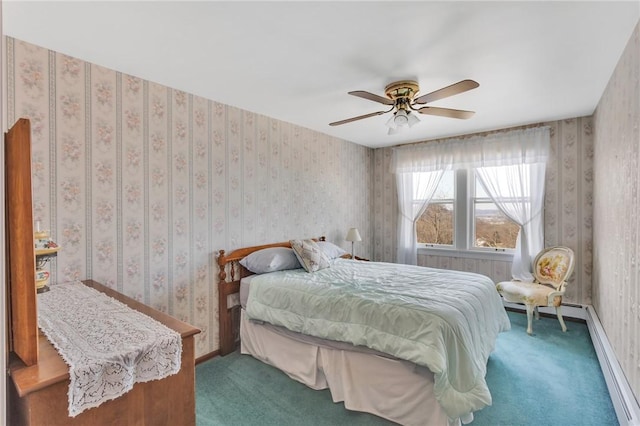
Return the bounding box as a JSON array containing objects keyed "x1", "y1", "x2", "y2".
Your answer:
[{"x1": 417, "y1": 247, "x2": 514, "y2": 262}]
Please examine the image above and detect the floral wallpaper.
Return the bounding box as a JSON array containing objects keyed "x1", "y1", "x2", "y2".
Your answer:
[
  {"x1": 593, "y1": 21, "x2": 639, "y2": 403},
  {"x1": 5, "y1": 37, "x2": 373, "y2": 358},
  {"x1": 372, "y1": 117, "x2": 595, "y2": 306}
]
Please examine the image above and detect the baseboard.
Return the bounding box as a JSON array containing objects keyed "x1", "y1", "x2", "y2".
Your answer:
[
  {"x1": 502, "y1": 300, "x2": 587, "y2": 320},
  {"x1": 585, "y1": 305, "x2": 640, "y2": 426},
  {"x1": 196, "y1": 350, "x2": 219, "y2": 365},
  {"x1": 502, "y1": 301, "x2": 640, "y2": 426}
]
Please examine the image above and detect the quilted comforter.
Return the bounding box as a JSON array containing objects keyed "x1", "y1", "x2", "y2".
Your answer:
[{"x1": 246, "y1": 258, "x2": 510, "y2": 421}]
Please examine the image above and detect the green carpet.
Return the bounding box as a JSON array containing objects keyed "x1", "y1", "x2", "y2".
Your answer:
[{"x1": 196, "y1": 311, "x2": 618, "y2": 425}]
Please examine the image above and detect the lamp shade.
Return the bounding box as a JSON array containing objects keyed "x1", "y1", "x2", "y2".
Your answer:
[
  {"x1": 345, "y1": 228, "x2": 362, "y2": 242},
  {"x1": 394, "y1": 109, "x2": 409, "y2": 126},
  {"x1": 407, "y1": 112, "x2": 420, "y2": 127}
]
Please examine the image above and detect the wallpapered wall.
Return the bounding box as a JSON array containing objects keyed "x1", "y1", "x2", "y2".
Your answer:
[
  {"x1": 593, "y1": 21, "x2": 639, "y2": 402},
  {"x1": 372, "y1": 117, "x2": 595, "y2": 305},
  {"x1": 5, "y1": 37, "x2": 373, "y2": 358}
]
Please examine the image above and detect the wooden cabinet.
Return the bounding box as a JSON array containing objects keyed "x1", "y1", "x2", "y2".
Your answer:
[
  {"x1": 5, "y1": 118, "x2": 39, "y2": 366},
  {"x1": 8, "y1": 280, "x2": 200, "y2": 426},
  {"x1": 4, "y1": 119, "x2": 199, "y2": 424}
]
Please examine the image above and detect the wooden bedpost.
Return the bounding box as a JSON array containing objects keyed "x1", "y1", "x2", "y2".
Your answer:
[
  {"x1": 217, "y1": 249, "x2": 241, "y2": 356},
  {"x1": 216, "y1": 236, "x2": 326, "y2": 356},
  {"x1": 217, "y1": 250, "x2": 232, "y2": 355}
]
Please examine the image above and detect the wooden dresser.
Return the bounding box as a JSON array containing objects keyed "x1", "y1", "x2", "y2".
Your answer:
[{"x1": 7, "y1": 280, "x2": 200, "y2": 426}]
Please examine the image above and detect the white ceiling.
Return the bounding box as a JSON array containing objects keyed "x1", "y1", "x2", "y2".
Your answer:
[{"x1": 3, "y1": 1, "x2": 639, "y2": 148}]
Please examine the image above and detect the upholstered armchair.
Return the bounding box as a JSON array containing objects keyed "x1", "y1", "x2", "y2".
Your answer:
[{"x1": 496, "y1": 246, "x2": 575, "y2": 335}]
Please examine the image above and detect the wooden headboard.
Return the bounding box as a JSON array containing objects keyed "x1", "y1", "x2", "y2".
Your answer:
[{"x1": 216, "y1": 237, "x2": 325, "y2": 356}]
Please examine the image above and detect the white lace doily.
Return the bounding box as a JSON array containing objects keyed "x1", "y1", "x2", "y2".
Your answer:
[{"x1": 37, "y1": 281, "x2": 182, "y2": 417}]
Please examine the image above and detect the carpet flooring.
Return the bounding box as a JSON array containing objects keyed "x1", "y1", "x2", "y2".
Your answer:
[{"x1": 195, "y1": 310, "x2": 617, "y2": 425}]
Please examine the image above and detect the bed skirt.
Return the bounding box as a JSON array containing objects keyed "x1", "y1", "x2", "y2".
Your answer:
[{"x1": 240, "y1": 310, "x2": 461, "y2": 426}]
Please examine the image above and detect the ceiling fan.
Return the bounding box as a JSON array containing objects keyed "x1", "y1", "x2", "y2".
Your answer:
[{"x1": 329, "y1": 79, "x2": 479, "y2": 134}]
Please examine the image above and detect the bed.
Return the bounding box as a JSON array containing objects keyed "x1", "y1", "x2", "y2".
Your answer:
[{"x1": 217, "y1": 238, "x2": 510, "y2": 426}]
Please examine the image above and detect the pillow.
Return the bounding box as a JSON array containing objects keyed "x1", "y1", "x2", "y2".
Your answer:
[
  {"x1": 289, "y1": 239, "x2": 330, "y2": 273},
  {"x1": 316, "y1": 241, "x2": 347, "y2": 259},
  {"x1": 239, "y1": 247, "x2": 301, "y2": 274}
]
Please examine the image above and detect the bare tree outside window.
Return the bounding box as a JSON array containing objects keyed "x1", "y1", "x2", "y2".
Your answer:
[
  {"x1": 474, "y1": 175, "x2": 520, "y2": 249},
  {"x1": 474, "y1": 204, "x2": 520, "y2": 248},
  {"x1": 417, "y1": 203, "x2": 454, "y2": 245},
  {"x1": 415, "y1": 170, "x2": 454, "y2": 246}
]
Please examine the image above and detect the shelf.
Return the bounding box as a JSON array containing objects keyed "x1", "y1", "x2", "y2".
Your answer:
[{"x1": 35, "y1": 247, "x2": 60, "y2": 256}]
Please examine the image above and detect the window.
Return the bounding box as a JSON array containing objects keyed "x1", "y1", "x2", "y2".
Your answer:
[
  {"x1": 416, "y1": 168, "x2": 520, "y2": 253},
  {"x1": 416, "y1": 171, "x2": 454, "y2": 246},
  {"x1": 393, "y1": 126, "x2": 548, "y2": 271},
  {"x1": 473, "y1": 173, "x2": 520, "y2": 249}
]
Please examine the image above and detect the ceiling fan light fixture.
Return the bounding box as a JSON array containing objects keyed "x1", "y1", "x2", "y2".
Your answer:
[
  {"x1": 407, "y1": 111, "x2": 420, "y2": 128},
  {"x1": 386, "y1": 109, "x2": 420, "y2": 134},
  {"x1": 385, "y1": 114, "x2": 398, "y2": 130},
  {"x1": 394, "y1": 109, "x2": 409, "y2": 126}
]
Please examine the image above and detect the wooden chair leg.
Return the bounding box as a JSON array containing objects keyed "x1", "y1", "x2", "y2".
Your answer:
[
  {"x1": 556, "y1": 306, "x2": 567, "y2": 332},
  {"x1": 525, "y1": 304, "x2": 534, "y2": 335},
  {"x1": 534, "y1": 306, "x2": 540, "y2": 320}
]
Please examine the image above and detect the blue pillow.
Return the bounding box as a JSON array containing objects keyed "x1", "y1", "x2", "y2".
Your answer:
[
  {"x1": 316, "y1": 241, "x2": 348, "y2": 259},
  {"x1": 239, "y1": 247, "x2": 301, "y2": 274}
]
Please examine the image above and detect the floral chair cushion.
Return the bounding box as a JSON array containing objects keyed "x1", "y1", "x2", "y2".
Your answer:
[{"x1": 496, "y1": 281, "x2": 562, "y2": 307}]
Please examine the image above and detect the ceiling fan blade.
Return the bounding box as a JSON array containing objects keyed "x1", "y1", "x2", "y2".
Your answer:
[
  {"x1": 417, "y1": 106, "x2": 475, "y2": 119},
  {"x1": 413, "y1": 79, "x2": 479, "y2": 105},
  {"x1": 348, "y1": 91, "x2": 395, "y2": 106},
  {"x1": 329, "y1": 110, "x2": 388, "y2": 126}
]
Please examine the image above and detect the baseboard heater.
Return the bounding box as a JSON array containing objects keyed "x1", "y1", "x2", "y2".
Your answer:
[
  {"x1": 585, "y1": 305, "x2": 640, "y2": 426},
  {"x1": 503, "y1": 301, "x2": 640, "y2": 425}
]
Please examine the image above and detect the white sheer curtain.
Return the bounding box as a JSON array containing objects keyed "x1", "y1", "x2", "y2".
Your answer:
[
  {"x1": 391, "y1": 128, "x2": 549, "y2": 173},
  {"x1": 391, "y1": 126, "x2": 550, "y2": 270},
  {"x1": 475, "y1": 163, "x2": 547, "y2": 281},
  {"x1": 396, "y1": 171, "x2": 444, "y2": 265}
]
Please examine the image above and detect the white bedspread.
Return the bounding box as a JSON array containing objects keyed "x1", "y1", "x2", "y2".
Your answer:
[
  {"x1": 37, "y1": 281, "x2": 182, "y2": 417},
  {"x1": 246, "y1": 259, "x2": 510, "y2": 421}
]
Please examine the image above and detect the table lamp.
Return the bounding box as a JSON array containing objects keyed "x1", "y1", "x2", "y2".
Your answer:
[{"x1": 345, "y1": 228, "x2": 362, "y2": 259}]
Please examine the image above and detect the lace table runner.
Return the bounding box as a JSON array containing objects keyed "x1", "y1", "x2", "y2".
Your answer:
[{"x1": 37, "y1": 281, "x2": 182, "y2": 417}]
